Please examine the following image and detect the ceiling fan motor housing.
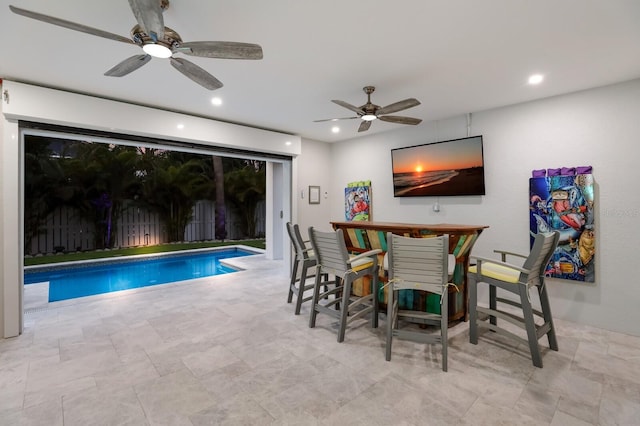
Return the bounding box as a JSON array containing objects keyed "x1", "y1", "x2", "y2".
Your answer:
[
  {"x1": 361, "y1": 86, "x2": 379, "y2": 115},
  {"x1": 131, "y1": 25, "x2": 181, "y2": 50}
]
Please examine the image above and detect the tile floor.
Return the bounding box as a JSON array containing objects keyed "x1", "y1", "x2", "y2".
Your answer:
[{"x1": 2, "y1": 253, "x2": 640, "y2": 425}]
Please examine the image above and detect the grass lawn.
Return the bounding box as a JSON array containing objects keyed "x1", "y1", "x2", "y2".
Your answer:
[{"x1": 24, "y1": 240, "x2": 266, "y2": 266}]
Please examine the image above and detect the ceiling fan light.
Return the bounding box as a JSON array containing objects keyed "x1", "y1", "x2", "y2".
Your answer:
[
  {"x1": 528, "y1": 74, "x2": 544, "y2": 85},
  {"x1": 361, "y1": 114, "x2": 377, "y2": 121},
  {"x1": 143, "y1": 43, "x2": 172, "y2": 58}
]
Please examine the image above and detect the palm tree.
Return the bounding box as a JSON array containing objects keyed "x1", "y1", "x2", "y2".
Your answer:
[
  {"x1": 224, "y1": 160, "x2": 266, "y2": 238},
  {"x1": 62, "y1": 143, "x2": 141, "y2": 248},
  {"x1": 23, "y1": 136, "x2": 70, "y2": 253},
  {"x1": 140, "y1": 152, "x2": 211, "y2": 242},
  {"x1": 212, "y1": 155, "x2": 227, "y2": 240}
]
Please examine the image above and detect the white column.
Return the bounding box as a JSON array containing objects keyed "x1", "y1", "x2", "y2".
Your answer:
[
  {"x1": 265, "y1": 161, "x2": 291, "y2": 261},
  {"x1": 1, "y1": 114, "x2": 22, "y2": 338}
]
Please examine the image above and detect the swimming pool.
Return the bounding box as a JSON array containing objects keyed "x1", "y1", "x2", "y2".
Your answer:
[{"x1": 24, "y1": 247, "x2": 257, "y2": 302}]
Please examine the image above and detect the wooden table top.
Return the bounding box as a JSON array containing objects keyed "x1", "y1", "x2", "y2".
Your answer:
[{"x1": 330, "y1": 221, "x2": 489, "y2": 233}]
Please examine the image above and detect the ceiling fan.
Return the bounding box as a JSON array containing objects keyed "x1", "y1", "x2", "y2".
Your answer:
[
  {"x1": 9, "y1": 0, "x2": 263, "y2": 90},
  {"x1": 314, "y1": 86, "x2": 422, "y2": 132}
]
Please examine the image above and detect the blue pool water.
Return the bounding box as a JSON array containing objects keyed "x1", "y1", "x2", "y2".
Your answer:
[{"x1": 24, "y1": 248, "x2": 255, "y2": 302}]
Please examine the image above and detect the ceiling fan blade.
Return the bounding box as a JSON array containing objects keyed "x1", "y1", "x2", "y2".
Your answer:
[
  {"x1": 179, "y1": 41, "x2": 263, "y2": 60},
  {"x1": 358, "y1": 121, "x2": 372, "y2": 132},
  {"x1": 128, "y1": 0, "x2": 164, "y2": 42},
  {"x1": 170, "y1": 58, "x2": 223, "y2": 90},
  {"x1": 104, "y1": 54, "x2": 151, "y2": 77},
  {"x1": 313, "y1": 116, "x2": 359, "y2": 123},
  {"x1": 376, "y1": 98, "x2": 421, "y2": 115},
  {"x1": 378, "y1": 115, "x2": 423, "y2": 125},
  {"x1": 332, "y1": 100, "x2": 364, "y2": 115},
  {"x1": 9, "y1": 5, "x2": 134, "y2": 45}
]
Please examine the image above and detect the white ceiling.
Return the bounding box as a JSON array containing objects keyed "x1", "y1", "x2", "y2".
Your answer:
[{"x1": 1, "y1": 0, "x2": 640, "y2": 143}]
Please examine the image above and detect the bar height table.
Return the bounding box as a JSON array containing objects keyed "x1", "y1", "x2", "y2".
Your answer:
[{"x1": 330, "y1": 221, "x2": 489, "y2": 322}]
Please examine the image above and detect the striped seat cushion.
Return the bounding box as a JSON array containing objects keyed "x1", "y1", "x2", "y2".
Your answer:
[
  {"x1": 468, "y1": 262, "x2": 520, "y2": 284},
  {"x1": 349, "y1": 256, "x2": 374, "y2": 272}
]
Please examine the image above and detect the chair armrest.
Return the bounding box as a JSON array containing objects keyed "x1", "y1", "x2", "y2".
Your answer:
[
  {"x1": 349, "y1": 249, "x2": 382, "y2": 264},
  {"x1": 492, "y1": 249, "x2": 527, "y2": 262},
  {"x1": 470, "y1": 255, "x2": 531, "y2": 275}
]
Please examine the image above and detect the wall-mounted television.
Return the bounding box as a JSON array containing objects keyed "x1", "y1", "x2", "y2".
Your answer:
[{"x1": 391, "y1": 135, "x2": 486, "y2": 197}]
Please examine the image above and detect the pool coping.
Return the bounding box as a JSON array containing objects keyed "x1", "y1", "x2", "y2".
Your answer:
[{"x1": 24, "y1": 245, "x2": 265, "y2": 273}]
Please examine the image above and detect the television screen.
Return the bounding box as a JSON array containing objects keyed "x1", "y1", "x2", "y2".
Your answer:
[{"x1": 391, "y1": 135, "x2": 486, "y2": 197}]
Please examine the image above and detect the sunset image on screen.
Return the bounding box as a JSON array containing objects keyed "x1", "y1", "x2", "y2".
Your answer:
[{"x1": 391, "y1": 136, "x2": 486, "y2": 197}]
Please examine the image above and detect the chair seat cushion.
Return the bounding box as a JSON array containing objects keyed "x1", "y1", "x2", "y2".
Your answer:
[
  {"x1": 468, "y1": 262, "x2": 520, "y2": 284},
  {"x1": 349, "y1": 256, "x2": 374, "y2": 272}
]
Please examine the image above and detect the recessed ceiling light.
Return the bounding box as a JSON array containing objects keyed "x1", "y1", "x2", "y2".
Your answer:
[
  {"x1": 177, "y1": 123, "x2": 184, "y2": 129},
  {"x1": 211, "y1": 97, "x2": 222, "y2": 106},
  {"x1": 331, "y1": 126, "x2": 340, "y2": 133},
  {"x1": 285, "y1": 141, "x2": 292, "y2": 146},
  {"x1": 528, "y1": 74, "x2": 544, "y2": 85}
]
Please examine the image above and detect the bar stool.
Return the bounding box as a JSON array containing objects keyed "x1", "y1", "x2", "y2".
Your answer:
[{"x1": 308, "y1": 227, "x2": 381, "y2": 342}]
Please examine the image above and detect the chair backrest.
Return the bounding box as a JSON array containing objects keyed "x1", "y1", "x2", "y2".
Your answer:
[
  {"x1": 286, "y1": 222, "x2": 311, "y2": 261},
  {"x1": 308, "y1": 227, "x2": 351, "y2": 276},
  {"x1": 387, "y1": 233, "x2": 449, "y2": 293},
  {"x1": 522, "y1": 231, "x2": 560, "y2": 286}
]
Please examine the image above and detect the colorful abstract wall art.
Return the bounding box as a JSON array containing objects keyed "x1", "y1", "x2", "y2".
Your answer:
[
  {"x1": 529, "y1": 169, "x2": 595, "y2": 282},
  {"x1": 345, "y1": 180, "x2": 371, "y2": 221}
]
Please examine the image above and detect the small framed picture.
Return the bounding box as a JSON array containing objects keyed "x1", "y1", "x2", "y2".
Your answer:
[{"x1": 309, "y1": 186, "x2": 320, "y2": 204}]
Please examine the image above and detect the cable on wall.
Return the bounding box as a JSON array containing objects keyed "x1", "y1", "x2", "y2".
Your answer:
[{"x1": 434, "y1": 119, "x2": 441, "y2": 212}]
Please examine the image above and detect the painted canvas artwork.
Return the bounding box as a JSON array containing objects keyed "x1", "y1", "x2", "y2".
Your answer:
[
  {"x1": 345, "y1": 181, "x2": 371, "y2": 221},
  {"x1": 529, "y1": 172, "x2": 595, "y2": 282}
]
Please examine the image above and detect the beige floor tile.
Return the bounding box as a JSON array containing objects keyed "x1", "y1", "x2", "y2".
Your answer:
[
  {"x1": 2, "y1": 254, "x2": 640, "y2": 425},
  {"x1": 62, "y1": 386, "x2": 147, "y2": 426},
  {"x1": 135, "y1": 368, "x2": 216, "y2": 424}
]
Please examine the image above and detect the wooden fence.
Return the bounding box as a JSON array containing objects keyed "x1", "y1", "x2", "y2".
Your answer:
[{"x1": 26, "y1": 200, "x2": 265, "y2": 255}]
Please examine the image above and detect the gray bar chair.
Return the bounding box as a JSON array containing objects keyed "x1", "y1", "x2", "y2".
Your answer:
[
  {"x1": 308, "y1": 227, "x2": 381, "y2": 343},
  {"x1": 286, "y1": 222, "x2": 328, "y2": 315},
  {"x1": 468, "y1": 231, "x2": 560, "y2": 368},
  {"x1": 385, "y1": 233, "x2": 451, "y2": 371}
]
